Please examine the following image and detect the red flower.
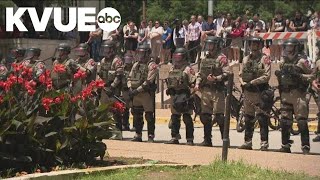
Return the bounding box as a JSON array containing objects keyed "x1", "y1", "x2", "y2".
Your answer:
[
  {"x1": 27, "y1": 89, "x2": 36, "y2": 95},
  {"x1": 42, "y1": 97, "x2": 54, "y2": 111},
  {"x1": 38, "y1": 70, "x2": 53, "y2": 90},
  {"x1": 94, "y1": 80, "x2": 105, "y2": 88},
  {"x1": 73, "y1": 69, "x2": 87, "y2": 80},
  {"x1": 12, "y1": 63, "x2": 24, "y2": 72},
  {"x1": 53, "y1": 64, "x2": 66, "y2": 73},
  {"x1": 81, "y1": 86, "x2": 92, "y2": 100},
  {"x1": 112, "y1": 101, "x2": 125, "y2": 113}
]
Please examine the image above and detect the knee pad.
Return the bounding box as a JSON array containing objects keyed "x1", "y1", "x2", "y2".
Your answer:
[
  {"x1": 200, "y1": 113, "x2": 212, "y2": 125},
  {"x1": 145, "y1": 111, "x2": 154, "y2": 121},
  {"x1": 183, "y1": 114, "x2": 193, "y2": 124}
]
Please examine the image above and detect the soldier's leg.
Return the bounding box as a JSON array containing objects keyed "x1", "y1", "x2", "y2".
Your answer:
[
  {"x1": 142, "y1": 92, "x2": 156, "y2": 142},
  {"x1": 131, "y1": 106, "x2": 144, "y2": 142},
  {"x1": 313, "y1": 95, "x2": 320, "y2": 141},
  {"x1": 199, "y1": 113, "x2": 212, "y2": 146},
  {"x1": 257, "y1": 113, "x2": 269, "y2": 150},
  {"x1": 114, "y1": 111, "x2": 122, "y2": 132},
  {"x1": 122, "y1": 107, "x2": 130, "y2": 131},
  {"x1": 183, "y1": 113, "x2": 194, "y2": 145},
  {"x1": 239, "y1": 91, "x2": 256, "y2": 150},
  {"x1": 239, "y1": 114, "x2": 255, "y2": 150},
  {"x1": 295, "y1": 93, "x2": 310, "y2": 154},
  {"x1": 214, "y1": 113, "x2": 225, "y2": 140},
  {"x1": 279, "y1": 101, "x2": 293, "y2": 153},
  {"x1": 200, "y1": 87, "x2": 213, "y2": 146},
  {"x1": 166, "y1": 114, "x2": 181, "y2": 144},
  {"x1": 145, "y1": 111, "x2": 155, "y2": 142}
]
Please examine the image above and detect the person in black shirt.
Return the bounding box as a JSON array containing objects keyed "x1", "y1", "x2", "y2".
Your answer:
[
  {"x1": 270, "y1": 10, "x2": 286, "y2": 62},
  {"x1": 289, "y1": 10, "x2": 307, "y2": 32}
]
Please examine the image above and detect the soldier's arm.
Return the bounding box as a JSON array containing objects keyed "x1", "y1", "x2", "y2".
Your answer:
[
  {"x1": 136, "y1": 62, "x2": 158, "y2": 92},
  {"x1": 215, "y1": 55, "x2": 229, "y2": 81},
  {"x1": 185, "y1": 66, "x2": 196, "y2": 85},
  {"x1": 127, "y1": 62, "x2": 137, "y2": 89},
  {"x1": 250, "y1": 55, "x2": 271, "y2": 85},
  {"x1": 297, "y1": 58, "x2": 313, "y2": 81},
  {"x1": 238, "y1": 56, "x2": 248, "y2": 85},
  {"x1": 111, "y1": 58, "x2": 124, "y2": 88}
]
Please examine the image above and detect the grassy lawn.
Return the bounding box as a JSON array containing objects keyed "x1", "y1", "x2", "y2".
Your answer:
[{"x1": 80, "y1": 160, "x2": 319, "y2": 180}]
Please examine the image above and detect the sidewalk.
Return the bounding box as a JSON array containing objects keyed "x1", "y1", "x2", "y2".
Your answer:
[{"x1": 105, "y1": 140, "x2": 320, "y2": 177}]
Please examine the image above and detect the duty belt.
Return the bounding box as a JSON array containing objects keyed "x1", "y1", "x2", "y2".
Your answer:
[{"x1": 201, "y1": 82, "x2": 225, "y2": 91}]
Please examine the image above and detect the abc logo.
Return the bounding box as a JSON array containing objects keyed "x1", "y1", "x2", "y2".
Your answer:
[{"x1": 97, "y1": 7, "x2": 121, "y2": 31}]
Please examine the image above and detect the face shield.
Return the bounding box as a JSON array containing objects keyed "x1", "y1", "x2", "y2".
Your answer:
[
  {"x1": 54, "y1": 49, "x2": 69, "y2": 61},
  {"x1": 172, "y1": 53, "x2": 185, "y2": 67},
  {"x1": 248, "y1": 41, "x2": 262, "y2": 52},
  {"x1": 204, "y1": 41, "x2": 218, "y2": 53},
  {"x1": 75, "y1": 48, "x2": 88, "y2": 57},
  {"x1": 124, "y1": 55, "x2": 134, "y2": 64},
  {"x1": 25, "y1": 49, "x2": 40, "y2": 60},
  {"x1": 136, "y1": 50, "x2": 149, "y2": 63},
  {"x1": 99, "y1": 46, "x2": 114, "y2": 58}
]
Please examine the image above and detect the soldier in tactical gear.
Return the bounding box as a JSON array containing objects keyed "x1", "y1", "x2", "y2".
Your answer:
[
  {"x1": 275, "y1": 38, "x2": 312, "y2": 154},
  {"x1": 238, "y1": 37, "x2": 271, "y2": 151},
  {"x1": 165, "y1": 47, "x2": 196, "y2": 145},
  {"x1": 121, "y1": 52, "x2": 135, "y2": 131},
  {"x1": 51, "y1": 43, "x2": 79, "y2": 91},
  {"x1": 128, "y1": 44, "x2": 158, "y2": 142},
  {"x1": 73, "y1": 43, "x2": 97, "y2": 94},
  {"x1": 22, "y1": 47, "x2": 46, "y2": 80},
  {"x1": 194, "y1": 36, "x2": 229, "y2": 147},
  {"x1": 6, "y1": 47, "x2": 26, "y2": 68},
  {"x1": 312, "y1": 40, "x2": 320, "y2": 142},
  {"x1": 98, "y1": 40, "x2": 124, "y2": 133}
]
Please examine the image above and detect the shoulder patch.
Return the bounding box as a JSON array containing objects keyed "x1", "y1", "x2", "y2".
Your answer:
[
  {"x1": 218, "y1": 55, "x2": 228, "y2": 65},
  {"x1": 151, "y1": 63, "x2": 158, "y2": 70}
]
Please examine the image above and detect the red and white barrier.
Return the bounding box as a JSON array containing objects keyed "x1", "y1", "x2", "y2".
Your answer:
[{"x1": 257, "y1": 32, "x2": 308, "y2": 40}]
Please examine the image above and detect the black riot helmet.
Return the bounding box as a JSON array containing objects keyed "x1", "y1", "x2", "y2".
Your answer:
[
  {"x1": 204, "y1": 36, "x2": 223, "y2": 53},
  {"x1": 99, "y1": 40, "x2": 116, "y2": 58},
  {"x1": 55, "y1": 43, "x2": 71, "y2": 61},
  {"x1": 172, "y1": 47, "x2": 188, "y2": 68},
  {"x1": 282, "y1": 38, "x2": 300, "y2": 56},
  {"x1": 25, "y1": 47, "x2": 41, "y2": 60},
  {"x1": 136, "y1": 44, "x2": 151, "y2": 63},
  {"x1": 75, "y1": 43, "x2": 90, "y2": 57},
  {"x1": 7, "y1": 47, "x2": 26, "y2": 63},
  {"x1": 246, "y1": 36, "x2": 264, "y2": 52}
]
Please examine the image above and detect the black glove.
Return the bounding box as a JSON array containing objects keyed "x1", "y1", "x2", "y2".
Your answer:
[
  {"x1": 129, "y1": 89, "x2": 139, "y2": 98},
  {"x1": 105, "y1": 87, "x2": 114, "y2": 97},
  {"x1": 275, "y1": 70, "x2": 281, "y2": 77},
  {"x1": 166, "y1": 88, "x2": 175, "y2": 96},
  {"x1": 242, "y1": 82, "x2": 252, "y2": 89}
]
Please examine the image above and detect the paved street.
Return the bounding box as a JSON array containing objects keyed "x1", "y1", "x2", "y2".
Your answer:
[{"x1": 120, "y1": 124, "x2": 320, "y2": 154}]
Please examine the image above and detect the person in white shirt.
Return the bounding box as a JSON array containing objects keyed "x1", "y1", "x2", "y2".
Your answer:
[
  {"x1": 149, "y1": 20, "x2": 164, "y2": 61},
  {"x1": 187, "y1": 15, "x2": 201, "y2": 63},
  {"x1": 214, "y1": 12, "x2": 225, "y2": 37},
  {"x1": 173, "y1": 19, "x2": 187, "y2": 48}
]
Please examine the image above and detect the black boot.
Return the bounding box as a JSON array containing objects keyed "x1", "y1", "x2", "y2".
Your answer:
[
  {"x1": 297, "y1": 119, "x2": 310, "y2": 148},
  {"x1": 313, "y1": 135, "x2": 320, "y2": 142},
  {"x1": 301, "y1": 145, "x2": 310, "y2": 155},
  {"x1": 183, "y1": 114, "x2": 194, "y2": 143},
  {"x1": 199, "y1": 139, "x2": 213, "y2": 147},
  {"x1": 131, "y1": 134, "x2": 142, "y2": 142},
  {"x1": 165, "y1": 139, "x2": 179, "y2": 144},
  {"x1": 279, "y1": 144, "x2": 291, "y2": 153},
  {"x1": 240, "y1": 114, "x2": 255, "y2": 150}
]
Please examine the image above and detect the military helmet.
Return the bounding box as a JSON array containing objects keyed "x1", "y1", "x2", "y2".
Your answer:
[
  {"x1": 75, "y1": 43, "x2": 90, "y2": 56},
  {"x1": 204, "y1": 36, "x2": 223, "y2": 51},
  {"x1": 100, "y1": 40, "x2": 116, "y2": 57},
  {"x1": 172, "y1": 47, "x2": 188, "y2": 66},
  {"x1": 25, "y1": 47, "x2": 41, "y2": 59},
  {"x1": 57, "y1": 43, "x2": 71, "y2": 53},
  {"x1": 136, "y1": 44, "x2": 151, "y2": 63},
  {"x1": 283, "y1": 38, "x2": 300, "y2": 46},
  {"x1": 136, "y1": 43, "x2": 151, "y2": 52},
  {"x1": 246, "y1": 36, "x2": 264, "y2": 50},
  {"x1": 101, "y1": 40, "x2": 116, "y2": 48}
]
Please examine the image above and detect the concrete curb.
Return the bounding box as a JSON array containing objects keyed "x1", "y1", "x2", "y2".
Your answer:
[{"x1": 7, "y1": 164, "x2": 191, "y2": 180}]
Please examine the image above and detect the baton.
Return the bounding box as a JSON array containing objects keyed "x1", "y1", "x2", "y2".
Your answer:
[{"x1": 113, "y1": 94, "x2": 126, "y2": 105}]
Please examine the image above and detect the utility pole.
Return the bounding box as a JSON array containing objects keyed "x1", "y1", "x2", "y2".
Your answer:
[
  {"x1": 208, "y1": 0, "x2": 213, "y2": 15},
  {"x1": 143, "y1": 0, "x2": 146, "y2": 20}
]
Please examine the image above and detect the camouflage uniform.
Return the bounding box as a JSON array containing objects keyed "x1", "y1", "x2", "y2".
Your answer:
[
  {"x1": 196, "y1": 37, "x2": 229, "y2": 147},
  {"x1": 239, "y1": 37, "x2": 271, "y2": 150},
  {"x1": 128, "y1": 44, "x2": 158, "y2": 142},
  {"x1": 276, "y1": 38, "x2": 313, "y2": 153},
  {"x1": 166, "y1": 48, "x2": 196, "y2": 145},
  {"x1": 22, "y1": 48, "x2": 46, "y2": 80},
  {"x1": 98, "y1": 40, "x2": 124, "y2": 132}
]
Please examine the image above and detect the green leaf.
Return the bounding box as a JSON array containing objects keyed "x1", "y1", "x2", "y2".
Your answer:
[{"x1": 45, "y1": 132, "x2": 58, "y2": 138}]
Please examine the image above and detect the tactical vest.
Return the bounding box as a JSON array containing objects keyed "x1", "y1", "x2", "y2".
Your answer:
[
  {"x1": 279, "y1": 57, "x2": 302, "y2": 87},
  {"x1": 130, "y1": 63, "x2": 148, "y2": 89},
  {"x1": 242, "y1": 55, "x2": 265, "y2": 83},
  {"x1": 121, "y1": 64, "x2": 133, "y2": 89},
  {"x1": 99, "y1": 61, "x2": 116, "y2": 85},
  {"x1": 200, "y1": 57, "x2": 223, "y2": 84},
  {"x1": 167, "y1": 66, "x2": 189, "y2": 90},
  {"x1": 51, "y1": 60, "x2": 70, "y2": 89}
]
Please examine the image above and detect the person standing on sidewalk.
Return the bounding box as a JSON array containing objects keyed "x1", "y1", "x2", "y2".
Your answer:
[
  {"x1": 160, "y1": 21, "x2": 173, "y2": 64},
  {"x1": 128, "y1": 44, "x2": 158, "y2": 142},
  {"x1": 149, "y1": 21, "x2": 164, "y2": 63},
  {"x1": 187, "y1": 15, "x2": 201, "y2": 63},
  {"x1": 275, "y1": 38, "x2": 312, "y2": 154},
  {"x1": 194, "y1": 36, "x2": 229, "y2": 147},
  {"x1": 165, "y1": 47, "x2": 196, "y2": 145},
  {"x1": 238, "y1": 37, "x2": 272, "y2": 151},
  {"x1": 311, "y1": 40, "x2": 320, "y2": 142}
]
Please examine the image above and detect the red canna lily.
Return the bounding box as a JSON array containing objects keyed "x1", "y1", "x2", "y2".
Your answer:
[
  {"x1": 12, "y1": 63, "x2": 24, "y2": 72},
  {"x1": 42, "y1": 97, "x2": 54, "y2": 111},
  {"x1": 53, "y1": 64, "x2": 66, "y2": 73},
  {"x1": 73, "y1": 69, "x2": 87, "y2": 80},
  {"x1": 112, "y1": 101, "x2": 125, "y2": 113}
]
